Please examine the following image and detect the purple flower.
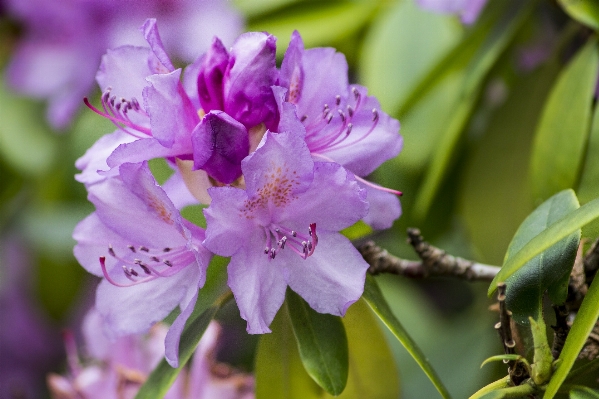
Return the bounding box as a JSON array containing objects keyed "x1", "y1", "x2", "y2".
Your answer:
[
  {"x1": 277, "y1": 32, "x2": 403, "y2": 229},
  {"x1": 202, "y1": 128, "x2": 370, "y2": 333},
  {"x1": 73, "y1": 161, "x2": 211, "y2": 366},
  {"x1": 48, "y1": 310, "x2": 255, "y2": 399},
  {"x1": 4, "y1": 0, "x2": 243, "y2": 129},
  {"x1": 415, "y1": 0, "x2": 488, "y2": 24}
]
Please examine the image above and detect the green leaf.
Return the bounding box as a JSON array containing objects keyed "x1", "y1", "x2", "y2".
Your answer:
[
  {"x1": 413, "y1": 0, "x2": 535, "y2": 219},
  {"x1": 247, "y1": 1, "x2": 380, "y2": 57},
  {"x1": 286, "y1": 289, "x2": 348, "y2": 396},
  {"x1": 255, "y1": 303, "x2": 323, "y2": 399},
  {"x1": 0, "y1": 78, "x2": 58, "y2": 176},
  {"x1": 488, "y1": 195, "x2": 599, "y2": 297},
  {"x1": 469, "y1": 377, "x2": 511, "y2": 399},
  {"x1": 322, "y1": 299, "x2": 400, "y2": 399},
  {"x1": 340, "y1": 220, "x2": 372, "y2": 241},
  {"x1": 180, "y1": 204, "x2": 209, "y2": 229},
  {"x1": 570, "y1": 387, "x2": 599, "y2": 399},
  {"x1": 362, "y1": 275, "x2": 452, "y2": 399},
  {"x1": 578, "y1": 103, "x2": 599, "y2": 204},
  {"x1": 543, "y1": 276, "x2": 599, "y2": 399},
  {"x1": 530, "y1": 38, "x2": 599, "y2": 202},
  {"x1": 558, "y1": 0, "x2": 599, "y2": 30},
  {"x1": 480, "y1": 355, "x2": 526, "y2": 369},
  {"x1": 148, "y1": 158, "x2": 174, "y2": 185},
  {"x1": 135, "y1": 256, "x2": 230, "y2": 399},
  {"x1": 502, "y1": 190, "x2": 580, "y2": 324}
]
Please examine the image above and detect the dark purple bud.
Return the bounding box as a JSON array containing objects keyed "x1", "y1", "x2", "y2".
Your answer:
[{"x1": 197, "y1": 37, "x2": 229, "y2": 113}]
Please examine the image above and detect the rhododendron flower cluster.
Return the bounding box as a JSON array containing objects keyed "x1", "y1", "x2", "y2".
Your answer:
[{"x1": 74, "y1": 19, "x2": 402, "y2": 367}]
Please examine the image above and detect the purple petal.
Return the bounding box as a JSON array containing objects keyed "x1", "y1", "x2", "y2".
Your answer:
[
  {"x1": 75, "y1": 130, "x2": 135, "y2": 185},
  {"x1": 144, "y1": 69, "x2": 198, "y2": 149},
  {"x1": 140, "y1": 19, "x2": 175, "y2": 73},
  {"x1": 227, "y1": 235, "x2": 288, "y2": 333},
  {"x1": 224, "y1": 32, "x2": 279, "y2": 129},
  {"x1": 197, "y1": 37, "x2": 229, "y2": 112},
  {"x1": 192, "y1": 111, "x2": 249, "y2": 184},
  {"x1": 107, "y1": 138, "x2": 185, "y2": 168},
  {"x1": 286, "y1": 231, "x2": 368, "y2": 316},
  {"x1": 96, "y1": 264, "x2": 200, "y2": 337},
  {"x1": 361, "y1": 183, "x2": 402, "y2": 230},
  {"x1": 164, "y1": 284, "x2": 200, "y2": 367},
  {"x1": 162, "y1": 169, "x2": 200, "y2": 209},
  {"x1": 279, "y1": 31, "x2": 304, "y2": 104},
  {"x1": 280, "y1": 162, "x2": 368, "y2": 231},
  {"x1": 272, "y1": 86, "x2": 306, "y2": 137},
  {"x1": 96, "y1": 46, "x2": 153, "y2": 101}
]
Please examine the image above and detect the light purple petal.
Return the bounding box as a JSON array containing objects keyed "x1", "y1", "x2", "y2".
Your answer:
[
  {"x1": 96, "y1": 264, "x2": 200, "y2": 337},
  {"x1": 272, "y1": 86, "x2": 306, "y2": 137},
  {"x1": 162, "y1": 169, "x2": 200, "y2": 209},
  {"x1": 227, "y1": 235, "x2": 288, "y2": 333},
  {"x1": 164, "y1": 284, "x2": 200, "y2": 367},
  {"x1": 192, "y1": 111, "x2": 248, "y2": 184},
  {"x1": 144, "y1": 69, "x2": 198, "y2": 149},
  {"x1": 224, "y1": 32, "x2": 279, "y2": 129},
  {"x1": 140, "y1": 18, "x2": 175, "y2": 73},
  {"x1": 75, "y1": 130, "x2": 135, "y2": 185},
  {"x1": 96, "y1": 46, "x2": 153, "y2": 101},
  {"x1": 279, "y1": 31, "x2": 304, "y2": 104},
  {"x1": 106, "y1": 138, "x2": 185, "y2": 168},
  {"x1": 361, "y1": 183, "x2": 402, "y2": 230},
  {"x1": 279, "y1": 162, "x2": 368, "y2": 231},
  {"x1": 197, "y1": 37, "x2": 229, "y2": 112},
  {"x1": 286, "y1": 231, "x2": 368, "y2": 316}
]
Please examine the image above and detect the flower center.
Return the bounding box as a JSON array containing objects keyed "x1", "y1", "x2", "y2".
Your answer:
[
  {"x1": 100, "y1": 243, "x2": 195, "y2": 287},
  {"x1": 263, "y1": 222, "x2": 318, "y2": 260}
]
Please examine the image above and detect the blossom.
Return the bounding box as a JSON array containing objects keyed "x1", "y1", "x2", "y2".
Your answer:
[
  {"x1": 73, "y1": 161, "x2": 211, "y2": 366},
  {"x1": 415, "y1": 0, "x2": 488, "y2": 24},
  {"x1": 202, "y1": 128, "x2": 370, "y2": 333},
  {"x1": 277, "y1": 32, "x2": 403, "y2": 229},
  {"x1": 4, "y1": 0, "x2": 242, "y2": 129},
  {"x1": 48, "y1": 310, "x2": 255, "y2": 399}
]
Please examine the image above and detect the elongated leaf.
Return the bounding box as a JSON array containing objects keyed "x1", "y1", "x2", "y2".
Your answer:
[
  {"x1": 362, "y1": 275, "x2": 452, "y2": 399},
  {"x1": 543, "y1": 276, "x2": 599, "y2": 399},
  {"x1": 469, "y1": 377, "x2": 511, "y2": 399},
  {"x1": 530, "y1": 38, "x2": 599, "y2": 202},
  {"x1": 503, "y1": 190, "x2": 580, "y2": 324},
  {"x1": 135, "y1": 256, "x2": 230, "y2": 399},
  {"x1": 570, "y1": 387, "x2": 599, "y2": 399},
  {"x1": 323, "y1": 298, "x2": 400, "y2": 399},
  {"x1": 247, "y1": 1, "x2": 379, "y2": 56},
  {"x1": 558, "y1": 0, "x2": 599, "y2": 30},
  {"x1": 286, "y1": 290, "x2": 348, "y2": 396},
  {"x1": 413, "y1": 0, "x2": 535, "y2": 219},
  {"x1": 255, "y1": 304, "x2": 323, "y2": 399},
  {"x1": 489, "y1": 195, "x2": 599, "y2": 296},
  {"x1": 578, "y1": 103, "x2": 599, "y2": 204}
]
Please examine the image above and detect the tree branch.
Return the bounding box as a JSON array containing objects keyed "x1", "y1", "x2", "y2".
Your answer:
[{"x1": 358, "y1": 228, "x2": 501, "y2": 281}]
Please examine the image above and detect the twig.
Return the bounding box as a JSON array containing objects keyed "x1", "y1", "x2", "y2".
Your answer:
[{"x1": 358, "y1": 228, "x2": 501, "y2": 281}]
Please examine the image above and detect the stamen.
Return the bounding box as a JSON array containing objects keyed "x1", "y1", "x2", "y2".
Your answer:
[
  {"x1": 301, "y1": 115, "x2": 308, "y2": 122},
  {"x1": 164, "y1": 260, "x2": 173, "y2": 267},
  {"x1": 108, "y1": 245, "x2": 116, "y2": 257},
  {"x1": 150, "y1": 256, "x2": 160, "y2": 262},
  {"x1": 127, "y1": 245, "x2": 136, "y2": 253},
  {"x1": 140, "y1": 246, "x2": 149, "y2": 252},
  {"x1": 372, "y1": 108, "x2": 379, "y2": 122},
  {"x1": 163, "y1": 247, "x2": 171, "y2": 252},
  {"x1": 335, "y1": 95, "x2": 341, "y2": 106}
]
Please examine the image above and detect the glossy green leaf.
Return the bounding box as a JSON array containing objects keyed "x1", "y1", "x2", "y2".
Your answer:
[
  {"x1": 323, "y1": 299, "x2": 400, "y2": 399},
  {"x1": 135, "y1": 256, "x2": 230, "y2": 399},
  {"x1": 362, "y1": 275, "x2": 452, "y2": 399},
  {"x1": 543, "y1": 276, "x2": 599, "y2": 399},
  {"x1": 570, "y1": 387, "x2": 599, "y2": 399},
  {"x1": 0, "y1": 78, "x2": 58, "y2": 176},
  {"x1": 413, "y1": 0, "x2": 535, "y2": 219},
  {"x1": 255, "y1": 303, "x2": 323, "y2": 399},
  {"x1": 247, "y1": 1, "x2": 379, "y2": 56},
  {"x1": 530, "y1": 38, "x2": 599, "y2": 202},
  {"x1": 286, "y1": 289, "x2": 348, "y2": 396},
  {"x1": 558, "y1": 0, "x2": 599, "y2": 30},
  {"x1": 503, "y1": 190, "x2": 580, "y2": 324},
  {"x1": 489, "y1": 195, "x2": 599, "y2": 297}
]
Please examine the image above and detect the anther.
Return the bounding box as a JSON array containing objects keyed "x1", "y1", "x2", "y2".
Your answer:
[
  {"x1": 164, "y1": 260, "x2": 173, "y2": 267},
  {"x1": 115, "y1": 102, "x2": 121, "y2": 111},
  {"x1": 140, "y1": 246, "x2": 149, "y2": 252},
  {"x1": 110, "y1": 96, "x2": 116, "y2": 106},
  {"x1": 346, "y1": 123, "x2": 353, "y2": 135},
  {"x1": 335, "y1": 95, "x2": 341, "y2": 106},
  {"x1": 264, "y1": 248, "x2": 269, "y2": 254},
  {"x1": 130, "y1": 268, "x2": 139, "y2": 277},
  {"x1": 108, "y1": 245, "x2": 116, "y2": 257},
  {"x1": 139, "y1": 263, "x2": 151, "y2": 275},
  {"x1": 292, "y1": 231, "x2": 297, "y2": 237},
  {"x1": 352, "y1": 87, "x2": 359, "y2": 100},
  {"x1": 127, "y1": 245, "x2": 136, "y2": 253},
  {"x1": 163, "y1": 247, "x2": 171, "y2": 252},
  {"x1": 372, "y1": 109, "x2": 379, "y2": 122},
  {"x1": 326, "y1": 114, "x2": 333, "y2": 124},
  {"x1": 279, "y1": 237, "x2": 287, "y2": 249},
  {"x1": 301, "y1": 115, "x2": 308, "y2": 122},
  {"x1": 150, "y1": 256, "x2": 160, "y2": 262},
  {"x1": 347, "y1": 105, "x2": 354, "y2": 117},
  {"x1": 338, "y1": 109, "x2": 345, "y2": 123},
  {"x1": 122, "y1": 265, "x2": 131, "y2": 277},
  {"x1": 270, "y1": 248, "x2": 276, "y2": 259}
]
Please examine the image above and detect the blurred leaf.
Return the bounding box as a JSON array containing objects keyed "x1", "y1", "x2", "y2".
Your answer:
[
  {"x1": 469, "y1": 377, "x2": 511, "y2": 399},
  {"x1": 135, "y1": 256, "x2": 230, "y2": 399},
  {"x1": 255, "y1": 303, "x2": 323, "y2": 399},
  {"x1": 247, "y1": 1, "x2": 380, "y2": 56},
  {"x1": 489, "y1": 194, "x2": 599, "y2": 297},
  {"x1": 570, "y1": 387, "x2": 599, "y2": 399},
  {"x1": 234, "y1": 0, "x2": 299, "y2": 18},
  {"x1": 180, "y1": 204, "x2": 208, "y2": 229},
  {"x1": 578, "y1": 102, "x2": 599, "y2": 204},
  {"x1": 148, "y1": 158, "x2": 174, "y2": 185},
  {"x1": 362, "y1": 275, "x2": 452, "y2": 399},
  {"x1": 322, "y1": 298, "x2": 400, "y2": 399},
  {"x1": 341, "y1": 220, "x2": 372, "y2": 241},
  {"x1": 413, "y1": 0, "x2": 535, "y2": 219},
  {"x1": 558, "y1": 0, "x2": 599, "y2": 30},
  {"x1": 530, "y1": 37, "x2": 599, "y2": 202},
  {"x1": 503, "y1": 190, "x2": 580, "y2": 324},
  {"x1": 0, "y1": 79, "x2": 58, "y2": 177},
  {"x1": 286, "y1": 289, "x2": 348, "y2": 396},
  {"x1": 359, "y1": 0, "x2": 462, "y2": 114},
  {"x1": 544, "y1": 276, "x2": 599, "y2": 399}
]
